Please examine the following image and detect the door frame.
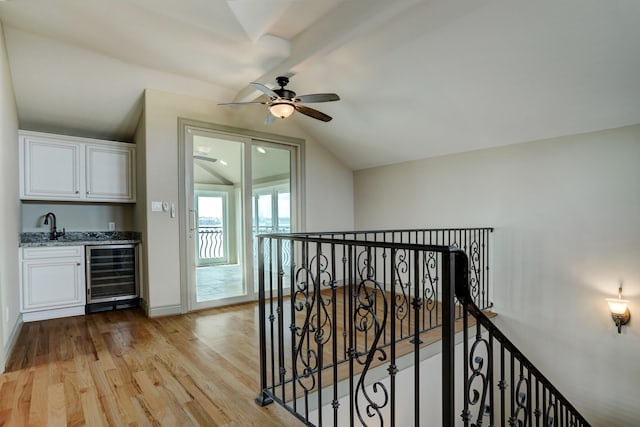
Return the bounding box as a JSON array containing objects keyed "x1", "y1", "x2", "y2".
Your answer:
[{"x1": 178, "y1": 119, "x2": 305, "y2": 313}]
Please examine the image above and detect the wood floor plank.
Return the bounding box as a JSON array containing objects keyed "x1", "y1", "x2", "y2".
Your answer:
[
  {"x1": 63, "y1": 375, "x2": 85, "y2": 427},
  {"x1": 178, "y1": 374, "x2": 232, "y2": 426},
  {"x1": 28, "y1": 366, "x2": 48, "y2": 427},
  {"x1": 0, "y1": 378, "x2": 17, "y2": 411},
  {"x1": 46, "y1": 383, "x2": 66, "y2": 427},
  {"x1": 87, "y1": 362, "x2": 125, "y2": 427},
  {"x1": 132, "y1": 369, "x2": 177, "y2": 425},
  {"x1": 104, "y1": 368, "x2": 142, "y2": 425},
  {"x1": 15, "y1": 369, "x2": 34, "y2": 427},
  {"x1": 79, "y1": 389, "x2": 108, "y2": 427}
]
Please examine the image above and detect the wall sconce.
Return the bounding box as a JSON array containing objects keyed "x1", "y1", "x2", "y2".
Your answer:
[{"x1": 606, "y1": 286, "x2": 630, "y2": 334}]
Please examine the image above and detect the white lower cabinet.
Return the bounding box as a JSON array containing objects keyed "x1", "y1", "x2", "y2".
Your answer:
[{"x1": 20, "y1": 246, "x2": 86, "y2": 321}]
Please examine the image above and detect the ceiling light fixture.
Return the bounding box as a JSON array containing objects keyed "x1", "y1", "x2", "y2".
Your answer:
[{"x1": 269, "y1": 102, "x2": 295, "y2": 119}]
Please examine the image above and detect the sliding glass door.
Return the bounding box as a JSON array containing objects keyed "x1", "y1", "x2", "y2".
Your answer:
[{"x1": 184, "y1": 127, "x2": 299, "y2": 310}]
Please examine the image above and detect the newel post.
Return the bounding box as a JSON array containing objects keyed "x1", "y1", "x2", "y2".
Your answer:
[
  {"x1": 442, "y1": 250, "x2": 469, "y2": 424},
  {"x1": 255, "y1": 236, "x2": 273, "y2": 406}
]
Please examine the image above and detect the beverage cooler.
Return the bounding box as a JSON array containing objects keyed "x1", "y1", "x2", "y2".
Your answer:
[{"x1": 86, "y1": 244, "x2": 138, "y2": 313}]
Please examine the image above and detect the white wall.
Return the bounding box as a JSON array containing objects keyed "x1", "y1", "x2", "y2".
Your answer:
[
  {"x1": 353, "y1": 125, "x2": 640, "y2": 426},
  {"x1": 0, "y1": 22, "x2": 21, "y2": 371},
  {"x1": 141, "y1": 89, "x2": 354, "y2": 314}
]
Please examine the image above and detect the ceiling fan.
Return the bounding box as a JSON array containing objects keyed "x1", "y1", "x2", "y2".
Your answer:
[{"x1": 219, "y1": 76, "x2": 340, "y2": 124}]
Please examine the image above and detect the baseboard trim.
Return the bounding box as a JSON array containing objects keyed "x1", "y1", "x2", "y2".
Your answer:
[
  {"x1": 148, "y1": 304, "x2": 182, "y2": 317},
  {"x1": 22, "y1": 306, "x2": 85, "y2": 322},
  {"x1": 139, "y1": 298, "x2": 149, "y2": 316},
  {"x1": 2, "y1": 316, "x2": 24, "y2": 373}
]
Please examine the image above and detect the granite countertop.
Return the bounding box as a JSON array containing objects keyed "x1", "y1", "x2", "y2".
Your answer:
[{"x1": 20, "y1": 231, "x2": 141, "y2": 247}]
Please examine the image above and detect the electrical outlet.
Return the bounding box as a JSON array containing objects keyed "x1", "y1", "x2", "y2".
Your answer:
[{"x1": 108, "y1": 222, "x2": 116, "y2": 231}]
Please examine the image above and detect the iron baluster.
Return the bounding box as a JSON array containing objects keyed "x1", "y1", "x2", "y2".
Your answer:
[
  {"x1": 462, "y1": 296, "x2": 470, "y2": 427},
  {"x1": 500, "y1": 342, "x2": 507, "y2": 426},
  {"x1": 277, "y1": 238, "x2": 286, "y2": 404},
  {"x1": 389, "y1": 247, "x2": 398, "y2": 427},
  {"x1": 412, "y1": 249, "x2": 422, "y2": 427},
  {"x1": 256, "y1": 236, "x2": 272, "y2": 406},
  {"x1": 330, "y1": 243, "x2": 339, "y2": 426}
]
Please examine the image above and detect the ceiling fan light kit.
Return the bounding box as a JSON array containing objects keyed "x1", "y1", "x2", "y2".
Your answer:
[
  {"x1": 219, "y1": 76, "x2": 340, "y2": 124},
  {"x1": 269, "y1": 102, "x2": 295, "y2": 119}
]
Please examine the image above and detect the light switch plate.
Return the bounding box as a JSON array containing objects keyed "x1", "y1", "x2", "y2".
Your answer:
[{"x1": 151, "y1": 201, "x2": 163, "y2": 212}]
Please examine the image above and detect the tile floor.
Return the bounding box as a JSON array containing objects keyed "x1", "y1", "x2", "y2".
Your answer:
[{"x1": 195, "y1": 264, "x2": 244, "y2": 301}]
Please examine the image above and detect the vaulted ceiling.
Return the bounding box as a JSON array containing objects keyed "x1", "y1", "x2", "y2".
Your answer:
[{"x1": 1, "y1": 0, "x2": 640, "y2": 170}]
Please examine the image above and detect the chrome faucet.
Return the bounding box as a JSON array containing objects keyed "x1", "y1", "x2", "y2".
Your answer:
[{"x1": 43, "y1": 212, "x2": 65, "y2": 240}]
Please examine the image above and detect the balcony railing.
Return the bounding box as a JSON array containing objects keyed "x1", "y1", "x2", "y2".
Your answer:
[
  {"x1": 197, "y1": 226, "x2": 224, "y2": 260},
  {"x1": 255, "y1": 228, "x2": 590, "y2": 426},
  {"x1": 197, "y1": 225, "x2": 290, "y2": 262}
]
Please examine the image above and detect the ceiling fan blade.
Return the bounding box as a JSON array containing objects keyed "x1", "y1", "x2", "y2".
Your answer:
[
  {"x1": 294, "y1": 105, "x2": 332, "y2": 122},
  {"x1": 264, "y1": 113, "x2": 277, "y2": 125},
  {"x1": 250, "y1": 82, "x2": 279, "y2": 98},
  {"x1": 218, "y1": 101, "x2": 267, "y2": 106},
  {"x1": 294, "y1": 93, "x2": 340, "y2": 103}
]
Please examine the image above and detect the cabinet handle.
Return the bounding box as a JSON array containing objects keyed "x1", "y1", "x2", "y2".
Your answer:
[
  {"x1": 77, "y1": 263, "x2": 81, "y2": 266},
  {"x1": 75, "y1": 191, "x2": 79, "y2": 194}
]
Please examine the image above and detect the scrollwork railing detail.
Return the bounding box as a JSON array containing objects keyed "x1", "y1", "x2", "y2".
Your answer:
[
  {"x1": 292, "y1": 252, "x2": 334, "y2": 393},
  {"x1": 469, "y1": 239, "x2": 482, "y2": 302},
  {"x1": 393, "y1": 249, "x2": 410, "y2": 321},
  {"x1": 354, "y1": 248, "x2": 388, "y2": 426},
  {"x1": 422, "y1": 251, "x2": 438, "y2": 313},
  {"x1": 465, "y1": 330, "x2": 491, "y2": 426},
  {"x1": 510, "y1": 374, "x2": 529, "y2": 426}
]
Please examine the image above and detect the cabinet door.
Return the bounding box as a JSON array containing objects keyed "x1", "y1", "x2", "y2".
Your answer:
[
  {"x1": 21, "y1": 136, "x2": 82, "y2": 200},
  {"x1": 86, "y1": 144, "x2": 135, "y2": 202},
  {"x1": 22, "y1": 257, "x2": 85, "y2": 311}
]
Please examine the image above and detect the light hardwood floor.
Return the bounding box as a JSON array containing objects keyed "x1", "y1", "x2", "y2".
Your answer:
[{"x1": 2, "y1": 305, "x2": 300, "y2": 427}]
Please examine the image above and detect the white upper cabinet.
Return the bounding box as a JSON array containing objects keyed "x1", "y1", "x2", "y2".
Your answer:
[
  {"x1": 19, "y1": 130, "x2": 136, "y2": 203},
  {"x1": 21, "y1": 135, "x2": 82, "y2": 200},
  {"x1": 86, "y1": 144, "x2": 135, "y2": 201}
]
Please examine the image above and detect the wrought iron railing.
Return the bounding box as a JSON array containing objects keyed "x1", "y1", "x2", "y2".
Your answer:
[
  {"x1": 255, "y1": 228, "x2": 589, "y2": 426},
  {"x1": 197, "y1": 226, "x2": 224, "y2": 260},
  {"x1": 455, "y1": 265, "x2": 590, "y2": 426},
  {"x1": 198, "y1": 225, "x2": 291, "y2": 262}
]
